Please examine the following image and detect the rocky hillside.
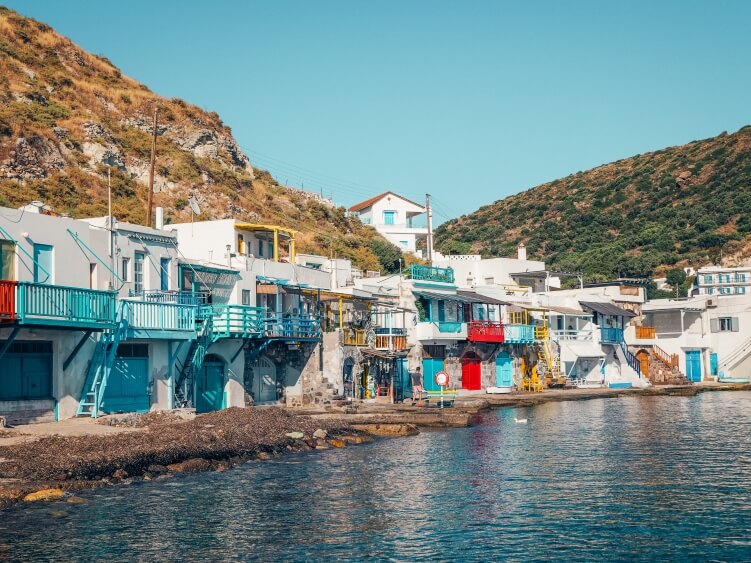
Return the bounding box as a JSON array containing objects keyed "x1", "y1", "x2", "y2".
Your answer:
[
  {"x1": 0, "y1": 7, "x2": 397, "y2": 272},
  {"x1": 436, "y1": 126, "x2": 751, "y2": 280}
]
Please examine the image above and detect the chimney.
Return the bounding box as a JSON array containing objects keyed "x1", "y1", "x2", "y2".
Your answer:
[
  {"x1": 155, "y1": 207, "x2": 164, "y2": 230},
  {"x1": 517, "y1": 243, "x2": 527, "y2": 261}
]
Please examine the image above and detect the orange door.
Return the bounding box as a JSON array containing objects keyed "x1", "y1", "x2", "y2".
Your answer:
[{"x1": 636, "y1": 350, "x2": 650, "y2": 378}]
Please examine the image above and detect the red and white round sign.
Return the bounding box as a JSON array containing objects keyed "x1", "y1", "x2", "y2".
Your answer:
[{"x1": 434, "y1": 370, "x2": 450, "y2": 387}]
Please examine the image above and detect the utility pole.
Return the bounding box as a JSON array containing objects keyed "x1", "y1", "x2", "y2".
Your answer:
[
  {"x1": 108, "y1": 166, "x2": 114, "y2": 290},
  {"x1": 426, "y1": 193, "x2": 434, "y2": 265},
  {"x1": 146, "y1": 106, "x2": 159, "y2": 228}
]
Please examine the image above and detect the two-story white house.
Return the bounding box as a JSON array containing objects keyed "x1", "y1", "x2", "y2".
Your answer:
[
  {"x1": 695, "y1": 266, "x2": 751, "y2": 296},
  {"x1": 348, "y1": 192, "x2": 427, "y2": 258}
]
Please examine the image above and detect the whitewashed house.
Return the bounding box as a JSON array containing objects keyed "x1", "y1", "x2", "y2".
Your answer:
[{"x1": 348, "y1": 192, "x2": 427, "y2": 258}]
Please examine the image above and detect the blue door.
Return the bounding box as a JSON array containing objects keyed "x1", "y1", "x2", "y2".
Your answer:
[
  {"x1": 398, "y1": 358, "x2": 409, "y2": 401},
  {"x1": 102, "y1": 356, "x2": 150, "y2": 413},
  {"x1": 710, "y1": 353, "x2": 718, "y2": 377},
  {"x1": 422, "y1": 358, "x2": 445, "y2": 392},
  {"x1": 196, "y1": 357, "x2": 225, "y2": 413},
  {"x1": 0, "y1": 344, "x2": 52, "y2": 401},
  {"x1": 160, "y1": 258, "x2": 170, "y2": 291},
  {"x1": 495, "y1": 352, "x2": 513, "y2": 387},
  {"x1": 685, "y1": 350, "x2": 702, "y2": 383},
  {"x1": 33, "y1": 244, "x2": 53, "y2": 284}
]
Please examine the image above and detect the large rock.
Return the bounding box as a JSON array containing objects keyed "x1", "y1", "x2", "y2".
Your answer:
[
  {"x1": 23, "y1": 489, "x2": 65, "y2": 502},
  {"x1": 167, "y1": 458, "x2": 211, "y2": 474},
  {"x1": 1, "y1": 136, "x2": 66, "y2": 179},
  {"x1": 285, "y1": 431, "x2": 304, "y2": 440}
]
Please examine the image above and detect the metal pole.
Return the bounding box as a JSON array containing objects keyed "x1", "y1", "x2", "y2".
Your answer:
[
  {"x1": 108, "y1": 167, "x2": 114, "y2": 290},
  {"x1": 147, "y1": 106, "x2": 159, "y2": 228},
  {"x1": 426, "y1": 193, "x2": 434, "y2": 265}
]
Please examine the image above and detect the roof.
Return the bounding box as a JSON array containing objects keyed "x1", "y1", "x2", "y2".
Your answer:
[
  {"x1": 579, "y1": 301, "x2": 636, "y2": 318},
  {"x1": 415, "y1": 289, "x2": 508, "y2": 305},
  {"x1": 457, "y1": 290, "x2": 511, "y2": 306},
  {"x1": 642, "y1": 298, "x2": 708, "y2": 313},
  {"x1": 235, "y1": 223, "x2": 296, "y2": 237},
  {"x1": 546, "y1": 305, "x2": 591, "y2": 316},
  {"x1": 348, "y1": 191, "x2": 425, "y2": 213},
  {"x1": 178, "y1": 259, "x2": 239, "y2": 275}
]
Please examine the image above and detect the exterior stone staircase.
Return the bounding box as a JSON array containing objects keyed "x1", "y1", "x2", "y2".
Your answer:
[{"x1": 634, "y1": 345, "x2": 690, "y2": 385}]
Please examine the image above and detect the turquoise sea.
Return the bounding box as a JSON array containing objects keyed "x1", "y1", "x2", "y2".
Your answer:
[{"x1": 3, "y1": 392, "x2": 751, "y2": 561}]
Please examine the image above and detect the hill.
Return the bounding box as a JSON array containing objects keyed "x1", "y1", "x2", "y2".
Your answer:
[
  {"x1": 435, "y1": 126, "x2": 751, "y2": 280},
  {"x1": 0, "y1": 7, "x2": 401, "y2": 273}
]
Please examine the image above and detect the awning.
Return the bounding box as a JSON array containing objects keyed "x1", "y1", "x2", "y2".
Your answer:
[
  {"x1": 362, "y1": 348, "x2": 409, "y2": 359},
  {"x1": 579, "y1": 301, "x2": 636, "y2": 318},
  {"x1": 546, "y1": 305, "x2": 591, "y2": 316},
  {"x1": 560, "y1": 340, "x2": 606, "y2": 362},
  {"x1": 457, "y1": 290, "x2": 511, "y2": 306},
  {"x1": 413, "y1": 290, "x2": 476, "y2": 304}
]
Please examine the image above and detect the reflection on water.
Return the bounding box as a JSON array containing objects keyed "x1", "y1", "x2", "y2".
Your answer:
[{"x1": 4, "y1": 392, "x2": 751, "y2": 561}]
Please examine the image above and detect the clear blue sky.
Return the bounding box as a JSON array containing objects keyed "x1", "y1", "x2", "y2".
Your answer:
[{"x1": 6, "y1": 1, "x2": 751, "y2": 224}]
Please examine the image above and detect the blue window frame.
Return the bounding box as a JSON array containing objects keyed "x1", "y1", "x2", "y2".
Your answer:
[
  {"x1": 33, "y1": 244, "x2": 53, "y2": 284},
  {"x1": 383, "y1": 211, "x2": 396, "y2": 225},
  {"x1": 134, "y1": 252, "x2": 144, "y2": 293},
  {"x1": 160, "y1": 258, "x2": 170, "y2": 291}
]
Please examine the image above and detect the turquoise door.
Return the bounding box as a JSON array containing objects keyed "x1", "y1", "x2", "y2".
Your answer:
[
  {"x1": 685, "y1": 350, "x2": 702, "y2": 382},
  {"x1": 253, "y1": 357, "x2": 277, "y2": 403},
  {"x1": 33, "y1": 244, "x2": 53, "y2": 284},
  {"x1": 102, "y1": 355, "x2": 150, "y2": 413},
  {"x1": 710, "y1": 353, "x2": 718, "y2": 377},
  {"x1": 196, "y1": 359, "x2": 225, "y2": 413},
  {"x1": 0, "y1": 346, "x2": 52, "y2": 401},
  {"x1": 160, "y1": 258, "x2": 170, "y2": 291},
  {"x1": 495, "y1": 352, "x2": 513, "y2": 387},
  {"x1": 422, "y1": 358, "x2": 445, "y2": 392},
  {"x1": 398, "y1": 358, "x2": 409, "y2": 401}
]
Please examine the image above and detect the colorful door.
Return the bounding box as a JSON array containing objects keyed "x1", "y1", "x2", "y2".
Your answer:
[
  {"x1": 0, "y1": 343, "x2": 52, "y2": 401},
  {"x1": 422, "y1": 358, "x2": 445, "y2": 392},
  {"x1": 196, "y1": 356, "x2": 224, "y2": 413},
  {"x1": 102, "y1": 344, "x2": 150, "y2": 413},
  {"x1": 461, "y1": 352, "x2": 482, "y2": 390},
  {"x1": 398, "y1": 358, "x2": 409, "y2": 401},
  {"x1": 495, "y1": 352, "x2": 513, "y2": 387},
  {"x1": 710, "y1": 353, "x2": 718, "y2": 377},
  {"x1": 685, "y1": 350, "x2": 702, "y2": 383},
  {"x1": 254, "y1": 356, "x2": 277, "y2": 403},
  {"x1": 636, "y1": 350, "x2": 650, "y2": 379}
]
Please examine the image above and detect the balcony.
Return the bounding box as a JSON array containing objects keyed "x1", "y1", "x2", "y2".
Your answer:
[
  {"x1": 503, "y1": 324, "x2": 535, "y2": 344},
  {"x1": 601, "y1": 327, "x2": 624, "y2": 344},
  {"x1": 121, "y1": 300, "x2": 197, "y2": 339},
  {"x1": 342, "y1": 328, "x2": 367, "y2": 346},
  {"x1": 0, "y1": 281, "x2": 116, "y2": 330},
  {"x1": 374, "y1": 328, "x2": 409, "y2": 351},
  {"x1": 406, "y1": 264, "x2": 454, "y2": 284},
  {"x1": 128, "y1": 289, "x2": 208, "y2": 306},
  {"x1": 415, "y1": 321, "x2": 467, "y2": 341},
  {"x1": 534, "y1": 325, "x2": 549, "y2": 340},
  {"x1": 467, "y1": 321, "x2": 505, "y2": 343},
  {"x1": 202, "y1": 305, "x2": 265, "y2": 339},
  {"x1": 551, "y1": 329, "x2": 594, "y2": 341},
  {"x1": 265, "y1": 313, "x2": 321, "y2": 340}
]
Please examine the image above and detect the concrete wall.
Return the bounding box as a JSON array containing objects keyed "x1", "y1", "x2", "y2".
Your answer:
[{"x1": 434, "y1": 256, "x2": 546, "y2": 288}]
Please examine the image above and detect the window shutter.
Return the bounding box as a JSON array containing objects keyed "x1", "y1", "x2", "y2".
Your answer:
[
  {"x1": 710, "y1": 318, "x2": 719, "y2": 333},
  {"x1": 731, "y1": 317, "x2": 740, "y2": 332}
]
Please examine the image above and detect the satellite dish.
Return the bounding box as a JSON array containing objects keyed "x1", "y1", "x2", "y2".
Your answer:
[{"x1": 188, "y1": 196, "x2": 202, "y2": 215}]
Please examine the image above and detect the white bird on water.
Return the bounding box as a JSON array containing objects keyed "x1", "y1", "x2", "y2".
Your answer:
[{"x1": 514, "y1": 417, "x2": 528, "y2": 424}]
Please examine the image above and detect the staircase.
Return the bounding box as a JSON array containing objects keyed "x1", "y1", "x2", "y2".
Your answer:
[
  {"x1": 536, "y1": 339, "x2": 564, "y2": 385},
  {"x1": 174, "y1": 315, "x2": 216, "y2": 408},
  {"x1": 77, "y1": 303, "x2": 129, "y2": 417},
  {"x1": 648, "y1": 345, "x2": 689, "y2": 385}
]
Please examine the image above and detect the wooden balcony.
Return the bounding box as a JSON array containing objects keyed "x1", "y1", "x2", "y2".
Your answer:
[
  {"x1": 342, "y1": 329, "x2": 367, "y2": 346},
  {"x1": 468, "y1": 321, "x2": 505, "y2": 343},
  {"x1": 4, "y1": 282, "x2": 116, "y2": 330},
  {"x1": 635, "y1": 326, "x2": 656, "y2": 339},
  {"x1": 374, "y1": 328, "x2": 408, "y2": 351}
]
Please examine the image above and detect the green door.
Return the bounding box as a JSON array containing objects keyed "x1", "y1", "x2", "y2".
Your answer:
[
  {"x1": 196, "y1": 358, "x2": 224, "y2": 413},
  {"x1": 422, "y1": 358, "x2": 445, "y2": 392},
  {"x1": 102, "y1": 344, "x2": 150, "y2": 413},
  {"x1": 495, "y1": 352, "x2": 513, "y2": 387},
  {"x1": 254, "y1": 356, "x2": 277, "y2": 403},
  {"x1": 0, "y1": 343, "x2": 52, "y2": 401}
]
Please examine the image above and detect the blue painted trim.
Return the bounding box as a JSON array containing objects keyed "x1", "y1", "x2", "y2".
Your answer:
[{"x1": 412, "y1": 282, "x2": 458, "y2": 290}]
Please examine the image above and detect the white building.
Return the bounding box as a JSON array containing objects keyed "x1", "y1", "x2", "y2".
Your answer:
[
  {"x1": 348, "y1": 192, "x2": 427, "y2": 257},
  {"x1": 695, "y1": 266, "x2": 751, "y2": 296}
]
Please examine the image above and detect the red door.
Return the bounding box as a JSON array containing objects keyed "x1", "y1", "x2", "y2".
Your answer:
[{"x1": 461, "y1": 352, "x2": 482, "y2": 390}]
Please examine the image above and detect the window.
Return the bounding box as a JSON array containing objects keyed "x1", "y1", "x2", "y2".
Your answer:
[
  {"x1": 719, "y1": 287, "x2": 731, "y2": 295},
  {"x1": 257, "y1": 240, "x2": 263, "y2": 257},
  {"x1": 237, "y1": 234, "x2": 245, "y2": 255},
  {"x1": 707, "y1": 288, "x2": 714, "y2": 295},
  {"x1": 0, "y1": 241, "x2": 14, "y2": 280},
  {"x1": 735, "y1": 273, "x2": 747, "y2": 283},
  {"x1": 383, "y1": 211, "x2": 396, "y2": 225},
  {"x1": 719, "y1": 274, "x2": 731, "y2": 284},
  {"x1": 399, "y1": 240, "x2": 409, "y2": 248},
  {"x1": 122, "y1": 257, "x2": 130, "y2": 282},
  {"x1": 134, "y1": 252, "x2": 144, "y2": 293},
  {"x1": 33, "y1": 244, "x2": 53, "y2": 284},
  {"x1": 484, "y1": 277, "x2": 495, "y2": 285},
  {"x1": 242, "y1": 289, "x2": 251, "y2": 306},
  {"x1": 305, "y1": 262, "x2": 322, "y2": 270},
  {"x1": 160, "y1": 258, "x2": 170, "y2": 291},
  {"x1": 712, "y1": 317, "x2": 739, "y2": 332},
  {"x1": 89, "y1": 263, "x2": 97, "y2": 289},
  {"x1": 268, "y1": 242, "x2": 274, "y2": 258},
  {"x1": 737, "y1": 287, "x2": 746, "y2": 294},
  {"x1": 703, "y1": 275, "x2": 714, "y2": 284}
]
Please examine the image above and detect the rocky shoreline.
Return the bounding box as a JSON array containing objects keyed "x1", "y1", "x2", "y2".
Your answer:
[{"x1": 1, "y1": 383, "x2": 749, "y2": 509}]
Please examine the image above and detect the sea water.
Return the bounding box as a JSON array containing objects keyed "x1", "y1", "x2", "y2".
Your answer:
[{"x1": 3, "y1": 392, "x2": 751, "y2": 561}]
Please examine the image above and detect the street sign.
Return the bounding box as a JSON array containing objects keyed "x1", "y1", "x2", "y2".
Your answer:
[{"x1": 434, "y1": 370, "x2": 450, "y2": 387}]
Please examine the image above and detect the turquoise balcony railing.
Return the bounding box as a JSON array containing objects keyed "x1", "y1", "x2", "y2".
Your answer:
[
  {"x1": 406, "y1": 264, "x2": 455, "y2": 284},
  {"x1": 266, "y1": 313, "x2": 322, "y2": 340},
  {"x1": 122, "y1": 300, "x2": 197, "y2": 335},
  {"x1": 128, "y1": 290, "x2": 208, "y2": 306},
  {"x1": 437, "y1": 321, "x2": 463, "y2": 333},
  {"x1": 503, "y1": 324, "x2": 535, "y2": 344},
  {"x1": 600, "y1": 327, "x2": 624, "y2": 344},
  {"x1": 16, "y1": 282, "x2": 116, "y2": 329},
  {"x1": 201, "y1": 305, "x2": 265, "y2": 338}
]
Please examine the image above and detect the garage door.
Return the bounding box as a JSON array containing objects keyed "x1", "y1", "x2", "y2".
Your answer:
[
  {"x1": 0, "y1": 341, "x2": 52, "y2": 401},
  {"x1": 101, "y1": 343, "x2": 150, "y2": 413}
]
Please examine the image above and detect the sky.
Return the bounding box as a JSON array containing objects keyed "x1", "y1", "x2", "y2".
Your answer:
[{"x1": 5, "y1": 0, "x2": 751, "y2": 224}]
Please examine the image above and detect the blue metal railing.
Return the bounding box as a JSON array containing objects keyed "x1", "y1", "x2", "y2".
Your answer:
[
  {"x1": 436, "y1": 321, "x2": 463, "y2": 333},
  {"x1": 407, "y1": 264, "x2": 455, "y2": 284},
  {"x1": 18, "y1": 282, "x2": 116, "y2": 327},
  {"x1": 128, "y1": 290, "x2": 208, "y2": 306},
  {"x1": 601, "y1": 327, "x2": 624, "y2": 344},
  {"x1": 201, "y1": 305, "x2": 266, "y2": 338},
  {"x1": 504, "y1": 324, "x2": 535, "y2": 343},
  {"x1": 265, "y1": 313, "x2": 322, "y2": 339}
]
